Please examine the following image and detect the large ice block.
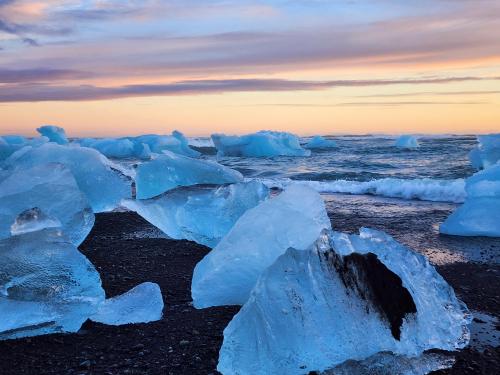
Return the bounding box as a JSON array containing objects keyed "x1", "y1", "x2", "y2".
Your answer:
[
  {"x1": 91, "y1": 282, "x2": 163, "y2": 325},
  {"x1": 440, "y1": 163, "x2": 500, "y2": 236},
  {"x1": 468, "y1": 134, "x2": 500, "y2": 169},
  {"x1": 135, "y1": 151, "x2": 243, "y2": 199},
  {"x1": 0, "y1": 227, "x2": 105, "y2": 340},
  {"x1": 36, "y1": 125, "x2": 69, "y2": 145},
  {"x1": 132, "y1": 131, "x2": 200, "y2": 158},
  {"x1": 3, "y1": 143, "x2": 131, "y2": 213},
  {"x1": 191, "y1": 185, "x2": 331, "y2": 308},
  {"x1": 123, "y1": 181, "x2": 269, "y2": 247},
  {"x1": 0, "y1": 135, "x2": 48, "y2": 161},
  {"x1": 211, "y1": 131, "x2": 311, "y2": 157},
  {"x1": 304, "y1": 135, "x2": 337, "y2": 149},
  {"x1": 395, "y1": 135, "x2": 419, "y2": 148},
  {"x1": 0, "y1": 163, "x2": 94, "y2": 245},
  {"x1": 218, "y1": 228, "x2": 470, "y2": 375}
]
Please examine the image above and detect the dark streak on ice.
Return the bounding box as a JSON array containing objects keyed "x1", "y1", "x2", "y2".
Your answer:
[{"x1": 323, "y1": 251, "x2": 417, "y2": 340}]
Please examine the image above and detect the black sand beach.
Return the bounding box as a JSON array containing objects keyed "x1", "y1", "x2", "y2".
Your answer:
[{"x1": 0, "y1": 198, "x2": 498, "y2": 374}]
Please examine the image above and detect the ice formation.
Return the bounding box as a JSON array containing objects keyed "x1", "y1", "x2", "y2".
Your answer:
[
  {"x1": 91, "y1": 282, "x2": 163, "y2": 325},
  {"x1": 0, "y1": 163, "x2": 94, "y2": 245},
  {"x1": 123, "y1": 181, "x2": 269, "y2": 247},
  {"x1": 304, "y1": 135, "x2": 337, "y2": 149},
  {"x1": 0, "y1": 227, "x2": 105, "y2": 340},
  {"x1": 3, "y1": 143, "x2": 131, "y2": 213},
  {"x1": 0, "y1": 135, "x2": 48, "y2": 161},
  {"x1": 36, "y1": 125, "x2": 68, "y2": 145},
  {"x1": 395, "y1": 135, "x2": 419, "y2": 148},
  {"x1": 468, "y1": 134, "x2": 500, "y2": 170},
  {"x1": 218, "y1": 228, "x2": 470, "y2": 375},
  {"x1": 135, "y1": 151, "x2": 243, "y2": 199},
  {"x1": 132, "y1": 131, "x2": 200, "y2": 158},
  {"x1": 258, "y1": 177, "x2": 466, "y2": 203},
  {"x1": 191, "y1": 185, "x2": 331, "y2": 308},
  {"x1": 440, "y1": 163, "x2": 500, "y2": 237},
  {"x1": 211, "y1": 131, "x2": 311, "y2": 157}
]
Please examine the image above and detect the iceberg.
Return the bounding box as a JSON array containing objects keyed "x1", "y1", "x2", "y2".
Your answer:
[
  {"x1": 395, "y1": 135, "x2": 419, "y2": 148},
  {"x1": 0, "y1": 135, "x2": 48, "y2": 161},
  {"x1": 211, "y1": 131, "x2": 311, "y2": 157},
  {"x1": 132, "y1": 131, "x2": 200, "y2": 158},
  {"x1": 304, "y1": 135, "x2": 337, "y2": 149},
  {"x1": 123, "y1": 181, "x2": 269, "y2": 247},
  {"x1": 91, "y1": 282, "x2": 163, "y2": 325},
  {"x1": 218, "y1": 228, "x2": 470, "y2": 375},
  {"x1": 3, "y1": 143, "x2": 131, "y2": 213},
  {"x1": 135, "y1": 151, "x2": 243, "y2": 199},
  {"x1": 440, "y1": 163, "x2": 500, "y2": 236},
  {"x1": 191, "y1": 185, "x2": 331, "y2": 308},
  {"x1": 468, "y1": 134, "x2": 500, "y2": 170},
  {"x1": 0, "y1": 227, "x2": 105, "y2": 340},
  {"x1": 36, "y1": 125, "x2": 68, "y2": 145},
  {"x1": 0, "y1": 164, "x2": 94, "y2": 245}
]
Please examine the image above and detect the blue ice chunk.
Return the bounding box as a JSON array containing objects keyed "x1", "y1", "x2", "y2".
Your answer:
[
  {"x1": 395, "y1": 135, "x2": 419, "y2": 148},
  {"x1": 468, "y1": 134, "x2": 500, "y2": 170},
  {"x1": 123, "y1": 181, "x2": 269, "y2": 247},
  {"x1": 36, "y1": 125, "x2": 68, "y2": 145},
  {"x1": 211, "y1": 131, "x2": 311, "y2": 157},
  {"x1": 191, "y1": 185, "x2": 331, "y2": 308},
  {"x1": 304, "y1": 135, "x2": 337, "y2": 149},
  {"x1": 135, "y1": 151, "x2": 243, "y2": 199}
]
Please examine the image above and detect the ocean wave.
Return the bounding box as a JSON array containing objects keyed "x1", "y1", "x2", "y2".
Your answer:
[{"x1": 251, "y1": 177, "x2": 466, "y2": 203}]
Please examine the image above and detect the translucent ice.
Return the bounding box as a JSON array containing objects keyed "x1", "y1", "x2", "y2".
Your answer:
[
  {"x1": 91, "y1": 282, "x2": 163, "y2": 325},
  {"x1": 36, "y1": 125, "x2": 68, "y2": 145},
  {"x1": 132, "y1": 131, "x2": 200, "y2": 158},
  {"x1": 191, "y1": 185, "x2": 331, "y2": 308},
  {"x1": 3, "y1": 143, "x2": 131, "y2": 213},
  {"x1": 218, "y1": 228, "x2": 470, "y2": 375},
  {"x1": 440, "y1": 163, "x2": 500, "y2": 236},
  {"x1": 211, "y1": 131, "x2": 311, "y2": 157},
  {"x1": 395, "y1": 135, "x2": 419, "y2": 148},
  {"x1": 304, "y1": 135, "x2": 337, "y2": 149},
  {"x1": 0, "y1": 228, "x2": 105, "y2": 340},
  {"x1": 0, "y1": 163, "x2": 94, "y2": 245},
  {"x1": 0, "y1": 135, "x2": 48, "y2": 161},
  {"x1": 123, "y1": 181, "x2": 269, "y2": 247},
  {"x1": 10, "y1": 207, "x2": 62, "y2": 236},
  {"x1": 135, "y1": 151, "x2": 243, "y2": 199},
  {"x1": 468, "y1": 134, "x2": 500, "y2": 169}
]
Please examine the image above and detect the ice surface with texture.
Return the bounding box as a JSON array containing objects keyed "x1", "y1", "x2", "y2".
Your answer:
[
  {"x1": 0, "y1": 227, "x2": 105, "y2": 340},
  {"x1": 212, "y1": 131, "x2": 311, "y2": 157},
  {"x1": 135, "y1": 151, "x2": 243, "y2": 199},
  {"x1": 0, "y1": 163, "x2": 94, "y2": 245},
  {"x1": 191, "y1": 185, "x2": 331, "y2": 308},
  {"x1": 3, "y1": 143, "x2": 131, "y2": 213},
  {"x1": 395, "y1": 135, "x2": 419, "y2": 148},
  {"x1": 468, "y1": 134, "x2": 500, "y2": 170},
  {"x1": 218, "y1": 228, "x2": 470, "y2": 375},
  {"x1": 132, "y1": 131, "x2": 200, "y2": 158},
  {"x1": 304, "y1": 135, "x2": 337, "y2": 149},
  {"x1": 123, "y1": 181, "x2": 269, "y2": 247},
  {"x1": 91, "y1": 282, "x2": 163, "y2": 325},
  {"x1": 37, "y1": 125, "x2": 68, "y2": 145},
  {"x1": 440, "y1": 163, "x2": 500, "y2": 236},
  {"x1": 0, "y1": 135, "x2": 48, "y2": 161}
]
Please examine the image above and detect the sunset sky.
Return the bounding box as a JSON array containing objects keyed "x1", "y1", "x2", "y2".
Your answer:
[{"x1": 1, "y1": 0, "x2": 499, "y2": 136}]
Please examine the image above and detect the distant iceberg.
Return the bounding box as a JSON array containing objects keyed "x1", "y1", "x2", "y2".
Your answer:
[
  {"x1": 395, "y1": 135, "x2": 419, "y2": 148},
  {"x1": 37, "y1": 125, "x2": 68, "y2": 145},
  {"x1": 440, "y1": 163, "x2": 500, "y2": 237},
  {"x1": 304, "y1": 135, "x2": 337, "y2": 149},
  {"x1": 123, "y1": 181, "x2": 269, "y2": 247},
  {"x1": 3, "y1": 143, "x2": 131, "y2": 213},
  {"x1": 218, "y1": 228, "x2": 470, "y2": 374},
  {"x1": 212, "y1": 131, "x2": 311, "y2": 157},
  {"x1": 468, "y1": 134, "x2": 500, "y2": 170},
  {"x1": 191, "y1": 185, "x2": 331, "y2": 308},
  {"x1": 135, "y1": 151, "x2": 243, "y2": 199},
  {"x1": 0, "y1": 135, "x2": 48, "y2": 161}
]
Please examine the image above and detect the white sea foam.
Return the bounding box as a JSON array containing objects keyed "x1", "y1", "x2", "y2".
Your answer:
[{"x1": 252, "y1": 177, "x2": 466, "y2": 203}]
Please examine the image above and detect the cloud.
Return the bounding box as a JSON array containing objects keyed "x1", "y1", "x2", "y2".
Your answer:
[
  {"x1": 0, "y1": 68, "x2": 91, "y2": 83},
  {"x1": 0, "y1": 76, "x2": 498, "y2": 102},
  {"x1": 354, "y1": 90, "x2": 500, "y2": 98}
]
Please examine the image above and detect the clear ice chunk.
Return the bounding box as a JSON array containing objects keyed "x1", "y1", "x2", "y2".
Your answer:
[
  {"x1": 3, "y1": 143, "x2": 131, "y2": 213},
  {"x1": 211, "y1": 131, "x2": 311, "y2": 157},
  {"x1": 468, "y1": 133, "x2": 500, "y2": 169},
  {"x1": 135, "y1": 150, "x2": 243, "y2": 199},
  {"x1": 0, "y1": 163, "x2": 94, "y2": 245},
  {"x1": 218, "y1": 228, "x2": 470, "y2": 375},
  {"x1": 10, "y1": 207, "x2": 61, "y2": 236},
  {"x1": 0, "y1": 228, "x2": 105, "y2": 340},
  {"x1": 191, "y1": 185, "x2": 331, "y2": 308},
  {"x1": 91, "y1": 282, "x2": 163, "y2": 326},
  {"x1": 123, "y1": 181, "x2": 269, "y2": 247}
]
